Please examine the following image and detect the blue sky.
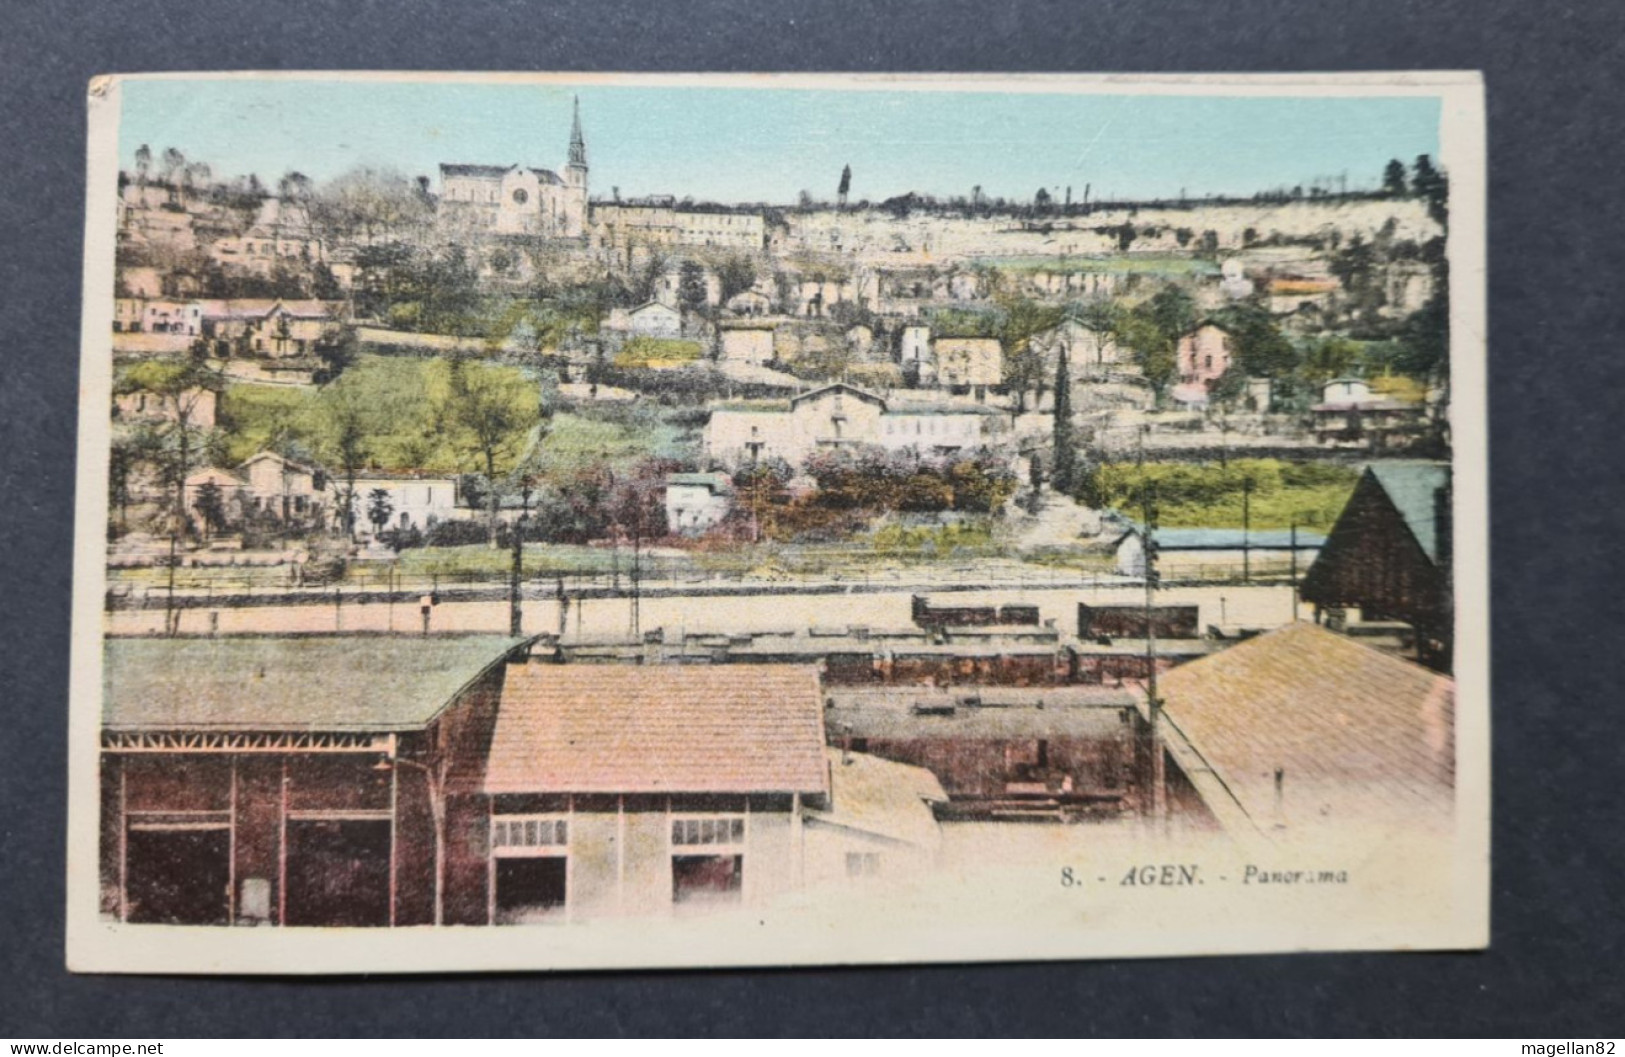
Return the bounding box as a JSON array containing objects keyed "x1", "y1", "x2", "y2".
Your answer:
[{"x1": 119, "y1": 78, "x2": 1442, "y2": 204}]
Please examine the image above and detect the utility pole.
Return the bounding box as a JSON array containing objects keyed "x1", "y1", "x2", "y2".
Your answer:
[
  {"x1": 164, "y1": 531, "x2": 179, "y2": 637},
  {"x1": 509, "y1": 477, "x2": 533, "y2": 637},
  {"x1": 1289, "y1": 519, "x2": 1300, "y2": 622},
  {"x1": 1142, "y1": 483, "x2": 1166, "y2": 827},
  {"x1": 1241, "y1": 475, "x2": 1254, "y2": 584},
  {"x1": 629, "y1": 520, "x2": 641, "y2": 639}
]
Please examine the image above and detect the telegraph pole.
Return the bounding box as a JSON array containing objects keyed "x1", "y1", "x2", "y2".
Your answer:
[
  {"x1": 1290, "y1": 519, "x2": 1300, "y2": 622},
  {"x1": 1241, "y1": 474, "x2": 1254, "y2": 583},
  {"x1": 1142, "y1": 483, "x2": 1166, "y2": 826},
  {"x1": 509, "y1": 477, "x2": 533, "y2": 637}
]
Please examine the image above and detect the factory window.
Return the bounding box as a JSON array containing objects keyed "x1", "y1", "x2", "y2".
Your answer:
[
  {"x1": 671, "y1": 817, "x2": 744, "y2": 846},
  {"x1": 846, "y1": 852, "x2": 881, "y2": 879}
]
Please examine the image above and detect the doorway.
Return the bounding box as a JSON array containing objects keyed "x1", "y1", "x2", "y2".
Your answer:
[
  {"x1": 125, "y1": 826, "x2": 230, "y2": 925},
  {"x1": 672, "y1": 854, "x2": 743, "y2": 908},
  {"x1": 493, "y1": 857, "x2": 568, "y2": 924},
  {"x1": 284, "y1": 819, "x2": 391, "y2": 927}
]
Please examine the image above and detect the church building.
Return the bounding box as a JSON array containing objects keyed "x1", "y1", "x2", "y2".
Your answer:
[{"x1": 438, "y1": 98, "x2": 589, "y2": 237}]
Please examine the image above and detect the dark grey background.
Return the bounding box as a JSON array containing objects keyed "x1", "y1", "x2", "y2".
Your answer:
[{"x1": 4, "y1": 0, "x2": 1622, "y2": 1038}]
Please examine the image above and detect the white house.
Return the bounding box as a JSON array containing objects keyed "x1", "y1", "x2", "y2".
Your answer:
[
  {"x1": 704, "y1": 383, "x2": 996, "y2": 468},
  {"x1": 623, "y1": 301, "x2": 683, "y2": 339},
  {"x1": 664, "y1": 472, "x2": 734, "y2": 536},
  {"x1": 342, "y1": 474, "x2": 460, "y2": 537},
  {"x1": 898, "y1": 325, "x2": 933, "y2": 382}
]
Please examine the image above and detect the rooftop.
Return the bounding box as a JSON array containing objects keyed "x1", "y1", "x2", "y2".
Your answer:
[
  {"x1": 1121, "y1": 527, "x2": 1327, "y2": 550},
  {"x1": 666, "y1": 472, "x2": 733, "y2": 494},
  {"x1": 484, "y1": 664, "x2": 829, "y2": 796},
  {"x1": 1158, "y1": 622, "x2": 1455, "y2": 831},
  {"x1": 103, "y1": 635, "x2": 527, "y2": 732},
  {"x1": 827, "y1": 685, "x2": 1138, "y2": 740},
  {"x1": 1366, "y1": 462, "x2": 1450, "y2": 565},
  {"x1": 807, "y1": 747, "x2": 946, "y2": 848}
]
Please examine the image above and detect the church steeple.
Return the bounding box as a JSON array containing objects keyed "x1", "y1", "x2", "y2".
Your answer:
[{"x1": 568, "y1": 96, "x2": 586, "y2": 170}]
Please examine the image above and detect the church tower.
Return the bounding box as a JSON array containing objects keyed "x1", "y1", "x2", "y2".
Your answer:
[{"x1": 562, "y1": 96, "x2": 588, "y2": 237}]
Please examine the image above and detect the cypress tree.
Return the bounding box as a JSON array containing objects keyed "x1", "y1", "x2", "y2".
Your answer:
[{"x1": 1052, "y1": 346, "x2": 1077, "y2": 494}]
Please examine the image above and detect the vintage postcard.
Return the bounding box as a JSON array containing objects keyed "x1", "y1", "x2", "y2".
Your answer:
[{"x1": 67, "y1": 71, "x2": 1488, "y2": 974}]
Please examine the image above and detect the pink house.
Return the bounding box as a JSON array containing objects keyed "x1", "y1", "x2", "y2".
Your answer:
[{"x1": 1173, "y1": 323, "x2": 1235, "y2": 404}]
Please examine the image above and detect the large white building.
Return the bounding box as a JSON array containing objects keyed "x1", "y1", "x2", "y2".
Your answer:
[
  {"x1": 438, "y1": 99, "x2": 589, "y2": 238},
  {"x1": 704, "y1": 383, "x2": 997, "y2": 468}
]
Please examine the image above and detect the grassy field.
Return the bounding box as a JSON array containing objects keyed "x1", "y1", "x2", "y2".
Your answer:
[
  {"x1": 218, "y1": 354, "x2": 527, "y2": 472},
  {"x1": 1088, "y1": 459, "x2": 1360, "y2": 531}
]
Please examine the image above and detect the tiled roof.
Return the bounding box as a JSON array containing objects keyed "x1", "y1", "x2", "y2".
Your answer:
[
  {"x1": 483, "y1": 664, "x2": 829, "y2": 796},
  {"x1": 790, "y1": 383, "x2": 886, "y2": 410},
  {"x1": 1366, "y1": 462, "x2": 1450, "y2": 565},
  {"x1": 103, "y1": 635, "x2": 527, "y2": 732},
  {"x1": 806, "y1": 748, "x2": 945, "y2": 848},
  {"x1": 440, "y1": 163, "x2": 513, "y2": 178},
  {"x1": 198, "y1": 298, "x2": 339, "y2": 321},
  {"x1": 1158, "y1": 622, "x2": 1454, "y2": 831}
]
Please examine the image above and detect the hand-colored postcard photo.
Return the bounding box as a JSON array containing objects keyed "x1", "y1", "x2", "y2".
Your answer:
[{"x1": 67, "y1": 72, "x2": 1487, "y2": 974}]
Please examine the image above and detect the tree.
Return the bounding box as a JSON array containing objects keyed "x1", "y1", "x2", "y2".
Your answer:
[
  {"x1": 715, "y1": 255, "x2": 757, "y2": 304},
  {"x1": 133, "y1": 144, "x2": 152, "y2": 186},
  {"x1": 1114, "y1": 310, "x2": 1178, "y2": 397},
  {"x1": 1412, "y1": 155, "x2": 1448, "y2": 227},
  {"x1": 678, "y1": 260, "x2": 708, "y2": 311},
  {"x1": 1051, "y1": 346, "x2": 1078, "y2": 495},
  {"x1": 159, "y1": 147, "x2": 185, "y2": 185},
  {"x1": 1214, "y1": 303, "x2": 1297, "y2": 378},
  {"x1": 193, "y1": 480, "x2": 226, "y2": 540},
  {"x1": 1034, "y1": 187, "x2": 1052, "y2": 215},
  {"x1": 367, "y1": 489, "x2": 394, "y2": 537},
  {"x1": 1146, "y1": 286, "x2": 1198, "y2": 340},
  {"x1": 309, "y1": 165, "x2": 433, "y2": 247},
  {"x1": 432, "y1": 357, "x2": 541, "y2": 546},
  {"x1": 309, "y1": 381, "x2": 370, "y2": 539},
  {"x1": 837, "y1": 164, "x2": 852, "y2": 208},
  {"x1": 114, "y1": 359, "x2": 221, "y2": 541},
  {"x1": 1383, "y1": 158, "x2": 1409, "y2": 197},
  {"x1": 278, "y1": 171, "x2": 313, "y2": 203}
]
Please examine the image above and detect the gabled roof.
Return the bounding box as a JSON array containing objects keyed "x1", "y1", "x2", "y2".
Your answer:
[
  {"x1": 239, "y1": 450, "x2": 322, "y2": 478},
  {"x1": 483, "y1": 664, "x2": 829, "y2": 796},
  {"x1": 666, "y1": 472, "x2": 733, "y2": 494},
  {"x1": 790, "y1": 382, "x2": 886, "y2": 411},
  {"x1": 530, "y1": 168, "x2": 562, "y2": 185},
  {"x1": 184, "y1": 467, "x2": 246, "y2": 487},
  {"x1": 1180, "y1": 320, "x2": 1235, "y2": 338},
  {"x1": 1157, "y1": 623, "x2": 1455, "y2": 831},
  {"x1": 198, "y1": 298, "x2": 338, "y2": 321},
  {"x1": 1366, "y1": 462, "x2": 1451, "y2": 565},
  {"x1": 103, "y1": 635, "x2": 528, "y2": 732},
  {"x1": 629, "y1": 300, "x2": 681, "y2": 315},
  {"x1": 440, "y1": 163, "x2": 514, "y2": 178}
]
